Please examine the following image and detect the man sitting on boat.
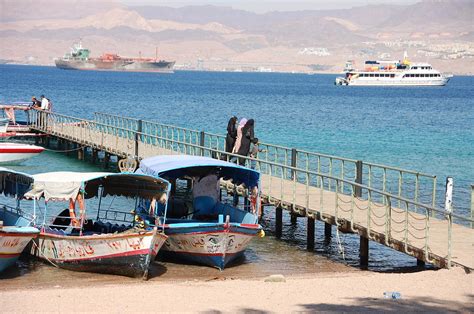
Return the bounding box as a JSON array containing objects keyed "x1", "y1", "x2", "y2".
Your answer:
[{"x1": 192, "y1": 173, "x2": 220, "y2": 218}]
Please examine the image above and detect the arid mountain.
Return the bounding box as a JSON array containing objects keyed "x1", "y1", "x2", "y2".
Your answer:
[{"x1": 0, "y1": 0, "x2": 472, "y2": 74}]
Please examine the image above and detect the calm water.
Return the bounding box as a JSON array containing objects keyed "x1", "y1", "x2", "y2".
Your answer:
[{"x1": 0, "y1": 65, "x2": 472, "y2": 280}]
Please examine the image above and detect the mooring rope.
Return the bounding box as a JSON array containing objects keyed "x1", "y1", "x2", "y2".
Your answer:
[
  {"x1": 31, "y1": 239, "x2": 60, "y2": 268},
  {"x1": 42, "y1": 145, "x2": 87, "y2": 153}
]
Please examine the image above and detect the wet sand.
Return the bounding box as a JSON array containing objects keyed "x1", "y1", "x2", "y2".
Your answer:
[{"x1": 0, "y1": 266, "x2": 471, "y2": 312}]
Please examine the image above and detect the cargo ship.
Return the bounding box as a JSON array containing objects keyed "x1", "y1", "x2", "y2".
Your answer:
[
  {"x1": 335, "y1": 52, "x2": 452, "y2": 86},
  {"x1": 55, "y1": 42, "x2": 175, "y2": 73}
]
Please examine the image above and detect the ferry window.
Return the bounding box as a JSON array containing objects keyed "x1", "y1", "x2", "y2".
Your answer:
[
  {"x1": 390, "y1": 74, "x2": 395, "y2": 78},
  {"x1": 413, "y1": 67, "x2": 417, "y2": 69},
  {"x1": 370, "y1": 74, "x2": 374, "y2": 77},
  {"x1": 375, "y1": 74, "x2": 379, "y2": 77},
  {"x1": 430, "y1": 74, "x2": 434, "y2": 77},
  {"x1": 415, "y1": 74, "x2": 419, "y2": 77}
]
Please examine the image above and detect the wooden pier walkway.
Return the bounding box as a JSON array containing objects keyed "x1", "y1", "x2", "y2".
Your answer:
[{"x1": 30, "y1": 110, "x2": 474, "y2": 271}]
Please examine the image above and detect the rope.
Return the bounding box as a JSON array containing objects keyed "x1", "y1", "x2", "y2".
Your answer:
[
  {"x1": 43, "y1": 145, "x2": 87, "y2": 153},
  {"x1": 31, "y1": 239, "x2": 59, "y2": 268}
]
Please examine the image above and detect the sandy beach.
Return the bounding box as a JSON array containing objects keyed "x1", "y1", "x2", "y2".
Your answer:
[{"x1": 0, "y1": 266, "x2": 471, "y2": 313}]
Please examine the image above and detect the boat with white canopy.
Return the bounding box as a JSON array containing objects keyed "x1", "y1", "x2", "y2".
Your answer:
[
  {"x1": 26, "y1": 171, "x2": 171, "y2": 279},
  {"x1": 137, "y1": 155, "x2": 264, "y2": 270}
]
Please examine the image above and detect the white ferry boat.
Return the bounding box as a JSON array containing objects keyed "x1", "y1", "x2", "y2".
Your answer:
[{"x1": 335, "y1": 53, "x2": 452, "y2": 86}]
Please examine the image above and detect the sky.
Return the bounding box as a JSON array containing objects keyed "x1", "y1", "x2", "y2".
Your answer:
[{"x1": 121, "y1": 0, "x2": 421, "y2": 12}]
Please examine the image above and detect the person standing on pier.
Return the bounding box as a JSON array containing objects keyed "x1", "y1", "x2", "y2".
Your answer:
[
  {"x1": 40, "y1": 95, "x2": 50, "y2": 111},
  {"x1": 232, "y1": 118, "x2": 248, "y2": 157},
  {"x1": 237, "y1": 119, "x2": 255, "y2": 166},
  {"x1": 225, "y1": 116, "x2": 238, "y2": 160}
]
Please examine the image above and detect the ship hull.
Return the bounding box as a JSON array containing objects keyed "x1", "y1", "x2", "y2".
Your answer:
[{"x1": 55, "y1": 59, "x2": 175, "y2": 73}]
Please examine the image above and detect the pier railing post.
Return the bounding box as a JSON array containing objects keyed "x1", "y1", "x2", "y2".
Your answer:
[
  {"x1": 354, "y1": 160, "x2": 363, "y2": 197},
  {"x1": 199, "y1": 131, "x2": 205, "y2": 156},
  {"x1": 291, "y1": 148, "x2": 297, "y2": 180},
  {"x1": 135, "y1": 119, "x2": 143, "y2": 159}
]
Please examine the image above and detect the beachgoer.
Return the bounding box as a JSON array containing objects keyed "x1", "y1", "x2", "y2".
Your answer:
[
  {"x1": 249, "y1": 137, "x2": 265, "y2": 169},
  {"x1": 237, "y1": 119, "x2": 255, "y2": 165},
  {"x1": 232, "y1": 118, "x2": 248, "y2": 157},
  {"x1": 225, "y1": 116, "x2": 238, "y2": 159}
]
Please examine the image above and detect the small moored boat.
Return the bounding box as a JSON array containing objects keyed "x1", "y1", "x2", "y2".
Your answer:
[
  {"x1": 137, "y1": 155, "x2": 263, "y2": 270},
  {"x1": 0, "y1": 168, "x2": 39, "y2": 272},
  {"x1": 26, "y1": 171, "x2": 170, "y2": 279},
  {"x1": 0, "y1": 143, "x2": 44, "y2": 164}
]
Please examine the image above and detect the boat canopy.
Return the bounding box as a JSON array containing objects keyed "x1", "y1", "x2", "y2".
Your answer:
[
  {"x1": 0, "y1": 167, "x2": 34, "y2": 198},
  {"x1": 138, "y1": 155, "x2": 260, "y2": 187},
  {"x1": 24, "y1": 171, "x2": 170, "y2": 201}
]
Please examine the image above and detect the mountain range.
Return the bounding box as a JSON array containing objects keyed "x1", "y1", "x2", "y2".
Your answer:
[{"x1": 0, "y1": 0, "x2": 472, "y2": 73}]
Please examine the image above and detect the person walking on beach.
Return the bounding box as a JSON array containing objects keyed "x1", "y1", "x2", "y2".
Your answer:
[
  {"x1": 237, "y1": 119, "x2": 255, "y2": 166},
  {"x1": 225, "y1": 116, "x2": 238, "y2": 160},
  {"x1": 232, "y1": 118, "x2": 248, "y2": 156}
]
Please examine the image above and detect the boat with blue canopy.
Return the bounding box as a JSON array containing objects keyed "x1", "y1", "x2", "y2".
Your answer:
[
  {"x1": 137, "y1": 155, "x2": 264, "y2": 270},
  {"x1": 0, "y1": 168, "x2": 39, "y2": 273},
  {"x1": 24, "y1": 171, "x2": 171, "y2": 279}
]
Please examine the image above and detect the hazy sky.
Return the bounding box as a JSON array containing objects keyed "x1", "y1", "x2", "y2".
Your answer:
[{"x1": 121, "y1": 0, "x2": 421, "y2": 12}]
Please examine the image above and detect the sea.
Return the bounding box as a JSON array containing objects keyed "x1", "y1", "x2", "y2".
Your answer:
[{"x1": 0, "y1": 64, "x2": 472, "y2": 283}]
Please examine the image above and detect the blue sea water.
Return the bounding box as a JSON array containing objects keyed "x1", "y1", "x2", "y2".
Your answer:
[{"x1": 0, "y1": 64, "x2": 472, "y2": 273}]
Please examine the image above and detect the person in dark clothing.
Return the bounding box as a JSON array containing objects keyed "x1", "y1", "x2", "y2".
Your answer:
[
  {"x1": 31, "y1": 96, "x2": 41, "y2": 108},
  {"x1": 237, "y1": 119, "x2": 255, "y2": 165},
  {"x1": 224, "y1": 116, "x2": 238, "y2": 160}
]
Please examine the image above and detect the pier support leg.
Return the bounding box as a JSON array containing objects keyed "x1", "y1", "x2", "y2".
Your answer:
[
  {"x1": 290, "y1": 213, "x2": 298, "y2": 225},
  {"x1": 275, "y1": 207, "x2": 282, "y2": 239},
  {"x1": 92, "y1": 149, "x2": 98, "y2": 164},
  {"x1": 104, "y1": 153, "x2": 110, "y2": 169},
  {"x1": 65, "y1": 142, "x2": 71, "y2": 156},
  {"x1": 417, "y1": 259, "x2": 425, "y2": 267},
  {"x1": 324, "y1": 222, "x2": 332, "y2": 239},
  {"x1": 307, "y1": 217, "x2": 315, "y2": 251},
  {"x1": 360, "y1": 236, "x2": 369, "y2": 268},
  {"x1": 77, "y1": 147, "x2": 85, "y2": 160},
  {"x1": 44, "y1": 136, "x2": 50, "y2": 148}
]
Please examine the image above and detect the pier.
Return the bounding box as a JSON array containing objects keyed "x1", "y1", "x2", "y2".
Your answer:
[{"x1": 27, "y1": 110, "x2": 474, "y2": 271}]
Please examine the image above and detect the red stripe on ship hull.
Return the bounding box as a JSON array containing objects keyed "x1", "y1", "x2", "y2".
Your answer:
[{"x1": 44, "y1": 248, "x2": 151, "y2": 263}]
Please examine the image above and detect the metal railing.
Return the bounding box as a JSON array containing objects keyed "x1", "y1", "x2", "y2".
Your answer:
[
  {"x1": 92, "y1": 112, "x2": 438, "y2": 208},
  {"x1": 29, "y1": 110, "x2": 474, "y2": 269}
]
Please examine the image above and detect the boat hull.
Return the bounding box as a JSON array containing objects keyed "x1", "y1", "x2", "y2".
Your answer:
[
  {"x1": 0, "y1": 227, "x2": 39, "y2": 272},
  {"x1": 32, "y1": 229, "x2": 167, "y2": 278},
  {"x1": 0, "y1": 143, "x2": 44, "y2": 164},
  {"x1": 55, "y1": 59, "x2": 175, "y2": 73},
  {"x1": 162, "y1": 223, "x2": 261, "y2": 269}
]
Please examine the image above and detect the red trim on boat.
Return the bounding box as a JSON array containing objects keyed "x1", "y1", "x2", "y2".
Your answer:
[
  {"x1": 0, "y1": 232, "x2": 38, "y2": 238},
  {"x1": 169, "y1": 230, "x2": 259, "y2": 236},
  {"x1": 46, "y1": 248, "x2": 152, "y2": 263},
  {"x1": 0, "y1": 148, "x2": 44, "y2": 153},
  {"x1": 0, "y1": 253, "x2": 21, "y2": 258}
]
